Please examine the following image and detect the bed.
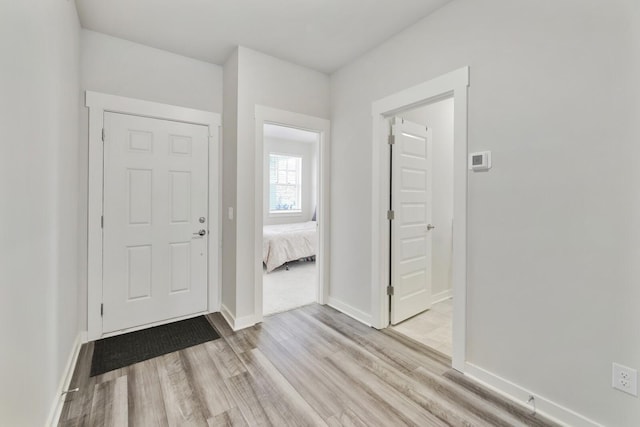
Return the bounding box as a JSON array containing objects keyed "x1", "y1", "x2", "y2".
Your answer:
[{"x1": 263, "y1": 221, "x2": 317, "y2": 272}]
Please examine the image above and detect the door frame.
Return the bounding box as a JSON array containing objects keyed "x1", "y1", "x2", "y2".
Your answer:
[
  {"x1": 86, "y1": 91, "x2": 221, "y2": 341},
  {"x1": 254, "y1": 105, "x2": 331, "y2": 323},
  {"x1": 370, "y1": 67, "x2": 469, "y2": 371}
]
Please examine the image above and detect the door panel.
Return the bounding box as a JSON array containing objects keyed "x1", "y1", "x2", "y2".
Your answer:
[
  {"x1": 127, "y1": 169, "x2": 152, "y2": 224},
  {"x1": 103, "y1": 112, "x2": 209, "y2": 333},
  {"x1": 126, "y1": 245, "x2": 152, "y2": 300},
  {"x1": 391, "y1": 117, "x2": 433, "y2": 325}
]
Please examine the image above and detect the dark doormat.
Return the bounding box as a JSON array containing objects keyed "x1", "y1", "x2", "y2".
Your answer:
[{"x1": 90, "y1": 315, "x2": 220, "y2": 376}]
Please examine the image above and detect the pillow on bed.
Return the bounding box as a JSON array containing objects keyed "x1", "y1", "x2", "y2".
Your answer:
[{"x1": 312, "y1": 207, "x2": 317, "y2": 221}]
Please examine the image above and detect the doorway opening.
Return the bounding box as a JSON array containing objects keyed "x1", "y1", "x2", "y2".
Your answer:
[
  {"x1": 253, "y1": 106, "x2": 331, "y2": 323},
  {"x1": 388, "y1": 98, "x2": 455, "y2": 357},
  {"x1": 262, "y1": 123, "x2": 320, "y2": 315},
  {"x1": 370, "y1": 67, "x2": 469, "y2": 371}
]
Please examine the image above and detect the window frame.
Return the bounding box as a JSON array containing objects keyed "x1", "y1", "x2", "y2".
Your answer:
[{"x1": 268, "y1": 152, "x2": 303, "y2": 216}]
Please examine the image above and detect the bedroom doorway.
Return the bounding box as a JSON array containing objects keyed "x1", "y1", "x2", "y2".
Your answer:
[
  {"x1": 254, "y1": 106, "x2": 331, "y2": 321},
  {"x1": 262, "y1": 124, "x2": 319, "y2": 315}
]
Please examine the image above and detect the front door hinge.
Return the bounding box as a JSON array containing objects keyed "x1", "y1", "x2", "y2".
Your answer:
[
  {"x1": 387, "y1": 286, "x2": 394, "y2": 296},
  {"x1": 387, "y1": 210, "x2": 395, "y2": 220},
  {"x1": 101, "y1": 128, "x2": 105, "y2": 142},
  {"x1": 100, "y1": 303, "x2": 103, "y2": 317},
  {"x1": 388, "y1": 134, "x2": 395, "y2": 145}
]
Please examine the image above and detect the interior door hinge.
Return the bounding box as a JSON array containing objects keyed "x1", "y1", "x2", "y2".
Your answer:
[
  {"x1": 101, "y1": 128, "x2": 105, "y2": 142},
  {"x1": 387, "y1": 210, "x2": 395, "y2": 220},
  {"x1": 387, "y1": 286, "x2": 394, "y2": 296},
  {"x1": 101, "y1": 216, "x2": 104, "y2": 228},
  {"x1": 388, "y1": 134, "x2": 395, "y2": 145},
  {"x1": 100, "y1": 303, "x2": 103, "y2": 317}
]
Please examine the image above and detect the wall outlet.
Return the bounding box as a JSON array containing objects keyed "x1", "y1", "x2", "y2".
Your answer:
[{"x1": 612, "y1": 363, "x2": 638, "y2": 397}]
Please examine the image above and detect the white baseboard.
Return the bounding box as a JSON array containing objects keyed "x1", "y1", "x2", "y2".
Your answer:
[
  {"x1": 47, "y1": 331, "x2": 86, "y2": 426},
  {"x1": 464, "y1": 363, "x2": 602, "y2": 427},
  {"x1": 432, "y1": 288, "x2": 452, "y2": 304},
  {"x1": 327, "y1": 296, "x2": 373, "y2": 326},
  {"x1": 219, "y1": 304, "x2": 235, "y2": 329},
  {"x1": 220, "y1": 304, "x2": 258, "y2": 331}
]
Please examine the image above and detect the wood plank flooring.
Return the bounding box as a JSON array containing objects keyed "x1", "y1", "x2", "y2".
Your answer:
[{"x1": 58, "y1": 304, "x2": 560, "y2": 426}]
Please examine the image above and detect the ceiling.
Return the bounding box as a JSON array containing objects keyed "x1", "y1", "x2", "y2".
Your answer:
[
  {"x1": 264, "y1": 124, "x2": 318, "y2": 144},
  {"x1": 75, "y1": 0, "x2": 450, "y2": 74}
]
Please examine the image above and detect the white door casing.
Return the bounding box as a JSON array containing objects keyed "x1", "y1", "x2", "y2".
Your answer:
[
  {"x1": 390, "y1": 117, "x2": 433, "y2": 324},
  {"x1": 370, "y1": 67, "x2": 468, "y2": 371},
  {"x1": 86, "y1": 91, "x2": 221, "y2": 341},
  {"x1": 102, "y1": 113, "x2": 209, "y2": 333},
  {"x1": 253, "y1": 106, "x2": 331, "y2": 326}
]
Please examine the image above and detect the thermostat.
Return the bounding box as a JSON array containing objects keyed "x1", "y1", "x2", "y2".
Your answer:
[{"x1": 469, "y1": 151, "x2": 492, "y2": 171}]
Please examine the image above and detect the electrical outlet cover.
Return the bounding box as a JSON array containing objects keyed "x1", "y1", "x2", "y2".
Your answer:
[{"x1": 612, "y1": 363, "x2": 638, "y2": 397}]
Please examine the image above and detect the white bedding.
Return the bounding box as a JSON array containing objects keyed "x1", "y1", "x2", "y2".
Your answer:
[{"x1": 263, "y1": 221, "x2": 317, "y2": 272}]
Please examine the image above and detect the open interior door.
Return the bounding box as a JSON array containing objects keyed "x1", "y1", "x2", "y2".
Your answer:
[{"x1": 390, "y1": 117, "x2": 433, "y2": 325}]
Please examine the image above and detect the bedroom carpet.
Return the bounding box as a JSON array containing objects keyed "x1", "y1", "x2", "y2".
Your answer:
[
  {"x1": 263, "y1": 260, "x2": 316, "y2": 315},
  {"x1": 90, "y1": 316, "x2": 220, "y2": 376}
]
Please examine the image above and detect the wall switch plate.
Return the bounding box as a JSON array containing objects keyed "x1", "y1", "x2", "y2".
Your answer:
[{"x1": 612, "y1": 363, "x2": 638, "y2": 396}]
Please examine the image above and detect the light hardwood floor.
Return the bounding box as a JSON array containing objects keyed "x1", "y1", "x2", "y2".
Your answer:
[{"x1": 59, "y1": 304, "x2": 559, "y2": 426}]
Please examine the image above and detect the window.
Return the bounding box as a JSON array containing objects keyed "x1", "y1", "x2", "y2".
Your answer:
[{"x1": 269, "y1": 154, "x2": 302, "y2": 213}]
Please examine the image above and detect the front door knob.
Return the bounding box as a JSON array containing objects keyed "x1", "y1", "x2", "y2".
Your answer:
[{"x1": 193, "y1": 229, "x2": 206, "y2": 236}]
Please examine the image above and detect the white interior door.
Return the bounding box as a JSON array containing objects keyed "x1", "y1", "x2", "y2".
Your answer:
[
  {"x1": 390, "y1": 117, "x2": 433, "y2": 325},
  {"x1": 102, "y1": 112, "x2": 209, "y2": 333}
]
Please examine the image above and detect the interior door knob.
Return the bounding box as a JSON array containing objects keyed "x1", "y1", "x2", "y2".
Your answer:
[
  {"x1": 193, "y1": 229, "x2": 206, "y2": 236},
  {"x1": 427, "y1": 224, "x2": 435, "y2": 231}
]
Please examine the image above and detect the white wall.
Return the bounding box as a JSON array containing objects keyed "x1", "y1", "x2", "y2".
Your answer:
[
  {"x1": 81, "y1": 30, "x2": 223, "y2": 112},
  {"x1": 223, "y1": 46, "x2": 330, "y2": 320},
  {"x1": 402, "y1": 98, "x2": 454, "y2": 298},
  {"x1": 263, "y1": 137, "x2": 317, "y2": 225},
  {"x1": 330, "y1": 0, "x2": 640, "y2": 425},
  {"x1": 78, "y1": 30, "x2": 224, "y2": 329},
  {"x1": 0, "y1": 0, "x2": 81, "y2": 425},
  {"x1": 222, "y1": 48, "x2": 239, "y2": 316}
]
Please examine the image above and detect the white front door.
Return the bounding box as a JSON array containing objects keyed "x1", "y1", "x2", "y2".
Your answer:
[
  {"x1": 102, "y1": 112, "x2": 209, "y2": 333},
  {"x1": 390, "y1": 117, "x2": 433, "y2": 325}
]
